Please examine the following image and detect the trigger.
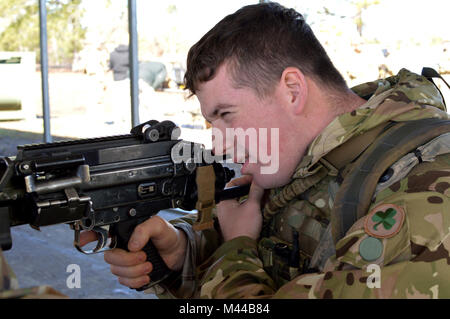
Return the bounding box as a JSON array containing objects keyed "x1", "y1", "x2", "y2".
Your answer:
[{"x1": 73, "y1": 223, "x2": 116, "y2": 254}]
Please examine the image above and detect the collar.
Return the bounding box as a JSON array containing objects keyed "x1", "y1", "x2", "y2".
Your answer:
[{"x1": 292, "y1": 68, "x2": 448, "y2": 179}]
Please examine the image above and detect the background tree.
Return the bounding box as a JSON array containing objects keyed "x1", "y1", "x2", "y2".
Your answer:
[{"x1": 0, "y1": 0, "x2": 86, "y2": 66}]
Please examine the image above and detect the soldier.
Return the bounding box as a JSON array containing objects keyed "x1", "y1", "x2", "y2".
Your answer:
[{"x1": 83, "y1": 3, "x2": 450, "y2": 298}]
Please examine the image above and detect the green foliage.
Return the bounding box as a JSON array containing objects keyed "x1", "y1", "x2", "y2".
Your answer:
[{"x1": 0, "y1": 0, "x2": 86, "y2": 65}]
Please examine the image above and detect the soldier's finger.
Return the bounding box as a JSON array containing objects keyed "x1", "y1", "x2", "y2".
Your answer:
[
  {"x1": 216, "y1": 195, "x2": 240, "y2": 211},
  {"x1": 218, "y1": 175, "x2": 252, "y2": 211},
  {"x1": 110, "y1": 262, "x2": 153, "y2": 279},
  {"x1": 104, "y1": 248, "x2": 147, "y2": 267},
  {"x1": 78, "y1": 230, "x2": 98, "y2": 247},
  {"x1": 118, "y1": 275, "x2": 150, "y2": 289},
  {"x1": 226, "y1": 174, "x2": 253, "y2": 188}
]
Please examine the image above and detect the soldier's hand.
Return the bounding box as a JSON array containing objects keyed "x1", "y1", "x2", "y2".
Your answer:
[
  {"x1": 217, "y1": 175, "x2": 265, "y2": 241},
  {"x1": 78, "y1": 216, "x2": 187, "y2": 289}
]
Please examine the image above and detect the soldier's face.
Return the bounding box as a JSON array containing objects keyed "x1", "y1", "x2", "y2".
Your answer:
[{"x1": 196, "y1": 64, "x2": 306, "y2": 188}]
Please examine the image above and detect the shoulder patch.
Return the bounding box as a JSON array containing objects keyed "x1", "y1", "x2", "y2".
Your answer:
[
  {"x1": 359, "y1": 236, "x2": 383, "y2": 261},
  {"x1": 364, "y1": 203, "x2": 405, "y2": 239}
]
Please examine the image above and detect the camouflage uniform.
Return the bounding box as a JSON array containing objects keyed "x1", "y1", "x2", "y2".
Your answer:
[
  {"x1": 156, "y1": 69, "x2": 450, "y2": 299},
  {"x1": 0, "y1": 249, "x2": 67, "y2": 298}
]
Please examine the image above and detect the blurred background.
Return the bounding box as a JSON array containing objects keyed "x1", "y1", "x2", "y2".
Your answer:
[
  {"x1": 0, "y1": 0, "x2": 448, "y2": 148},
  {"x1": 0, "y1": 0, "x2": 448, "y2": 299}
]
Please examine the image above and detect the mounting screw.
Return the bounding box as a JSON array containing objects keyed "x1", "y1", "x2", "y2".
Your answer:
[{"x1": 128, "y1": 208, "x2": 137, "y2": 217}]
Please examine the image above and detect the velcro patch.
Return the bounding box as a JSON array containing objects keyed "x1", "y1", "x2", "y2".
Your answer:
[{"x1": 364, "y1": 203, "x2": 405, "y2": 239}]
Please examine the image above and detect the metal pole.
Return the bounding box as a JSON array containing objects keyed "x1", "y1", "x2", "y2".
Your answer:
[
  {"x1": 128, "y1": 0, "x2": 139, "y2": 127},
  {"x1": 39, "y1": 0, "x2": 52, "y2": 143}
]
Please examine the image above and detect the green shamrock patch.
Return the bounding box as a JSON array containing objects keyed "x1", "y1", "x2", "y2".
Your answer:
[{"x1": 372, "y1": 208, "x2": 397, "y2": 230}]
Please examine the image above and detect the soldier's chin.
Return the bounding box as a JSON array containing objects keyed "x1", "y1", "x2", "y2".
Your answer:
[{"x1": 244, "y1": 163, "x2": 287, "y2": 189}]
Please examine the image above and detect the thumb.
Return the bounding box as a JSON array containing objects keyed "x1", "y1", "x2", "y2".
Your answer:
[
  {"x1": 226, "y1": 174, "x2": 253, "y2": 188},
  {"x1": 217, "y1": 175, "x2": 253, "y2": 211},
  {"x1": 128, "y1": 216, "x2": 166, "y2": 252},
  {"x1": 247, "y1": 182, "x2": 265, "y2": 204}
]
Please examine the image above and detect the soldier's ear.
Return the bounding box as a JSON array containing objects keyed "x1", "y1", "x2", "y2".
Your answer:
[{"x1": 280, "y1": 67, "x2": 308, "y2": 115}]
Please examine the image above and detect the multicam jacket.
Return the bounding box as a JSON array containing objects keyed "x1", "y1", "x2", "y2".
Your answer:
[{"x1": 156, "y1": 68, "x2": 450, "y2": 299}]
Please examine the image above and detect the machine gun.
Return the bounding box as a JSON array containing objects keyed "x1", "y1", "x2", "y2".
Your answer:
[{"x1": 0, "y1": 120, "x2": 249, "y2": 290}]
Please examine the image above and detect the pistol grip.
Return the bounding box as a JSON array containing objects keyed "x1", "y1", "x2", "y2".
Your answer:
[
  {"x1": 113, "y1": 220, "x2": 173, "y2": 291},
  {"x1": 135, "y1": 238, "x2": 172, "y2": 291}
]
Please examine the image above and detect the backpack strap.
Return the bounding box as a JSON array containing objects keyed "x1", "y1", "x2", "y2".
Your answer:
[
  {"x1": 320, "y1": 122, "x2": 392, "y2": 177},
  {"x1": 330, "y1": 118, "x2": 450, "y2": 244}
]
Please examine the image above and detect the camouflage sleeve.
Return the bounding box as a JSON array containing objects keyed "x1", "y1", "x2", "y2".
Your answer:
[
  {"x1": 197, "y1": 154, "x2": 450, "y2": 299},
  {"x1": 155, "y1": 211, "x2": 224, "y2": 298},
  {"x1": 274, "y1": 258, "x2": 450, "y2": 298},
  {"x1": 198, "y1": 236, "x2": 277, "y2": 298}
]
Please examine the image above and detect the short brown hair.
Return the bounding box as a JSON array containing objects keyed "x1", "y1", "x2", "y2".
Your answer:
[{"x1": 184, "y1": 2, "x2": 348, "y2": 97}]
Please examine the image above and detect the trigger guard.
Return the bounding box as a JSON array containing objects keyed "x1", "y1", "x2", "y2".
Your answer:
[{"x1": 74, "y1": 225, "x2": 116, "y2": 254}]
